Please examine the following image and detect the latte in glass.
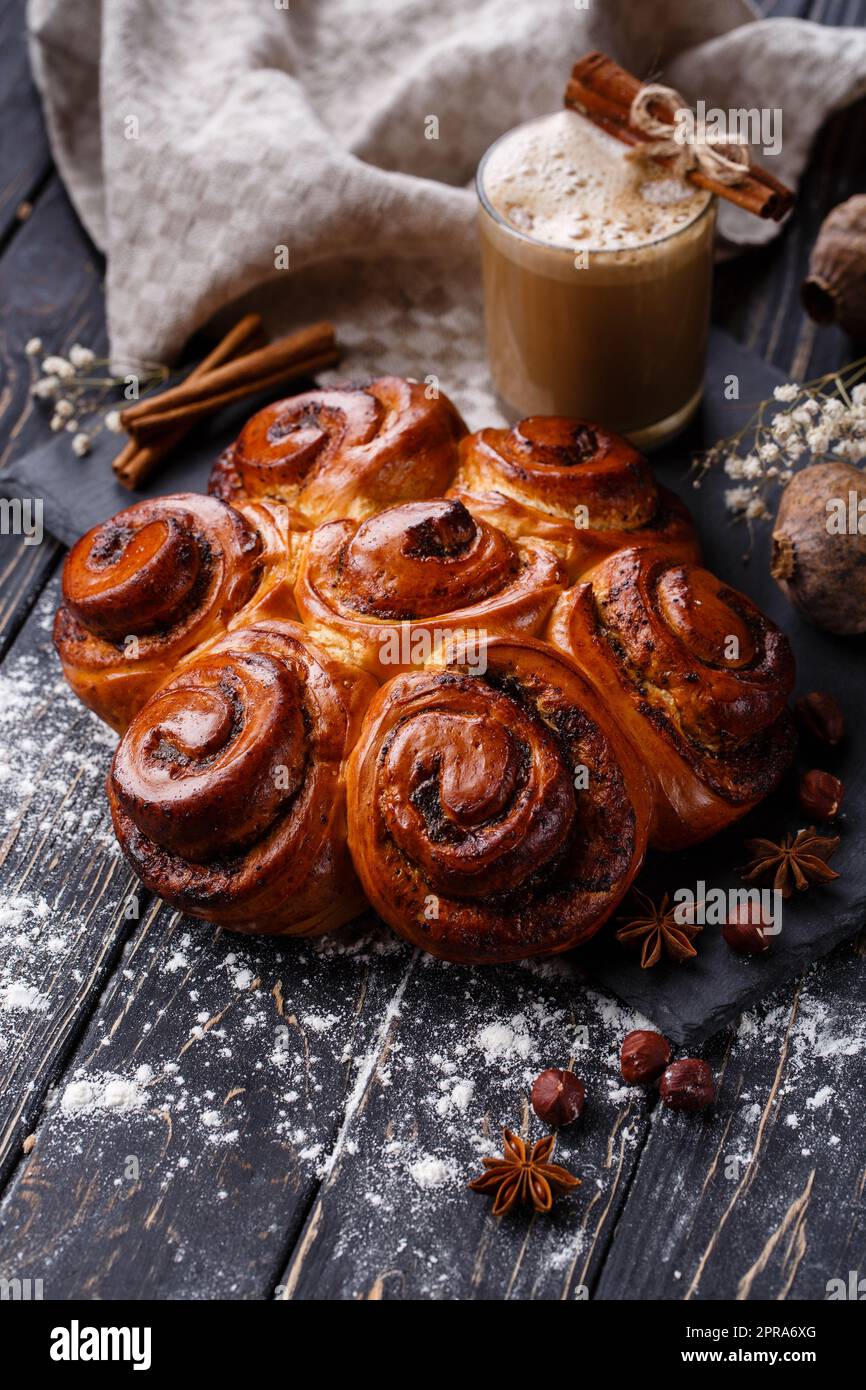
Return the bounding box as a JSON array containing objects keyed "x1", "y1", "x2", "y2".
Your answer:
[{"x1": 477, "y1": 110, "x2": 716, "y2": 449}]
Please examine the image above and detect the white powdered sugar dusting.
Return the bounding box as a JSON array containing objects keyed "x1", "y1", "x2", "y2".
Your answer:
[
  {"x1": 0, "y1": 593, "x2": 121, "y2": 1064},
  {"x1": 5, "y1": 892, "x2": 865, "y2": 1299},
  {"x1": 60, "y1": 1071, "x2": 147, "y2": 1117},
  {"x1": 408, "y1": 1155, "x2": 459, "y2": 1190}
]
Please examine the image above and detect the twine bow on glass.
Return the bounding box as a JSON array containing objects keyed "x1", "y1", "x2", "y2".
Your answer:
[{"x1": 628, "y1": 83, "x2": 751, "y2": 186}]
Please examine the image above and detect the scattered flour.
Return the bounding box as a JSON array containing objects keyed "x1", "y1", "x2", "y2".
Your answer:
[
  {"x1": 2, "y1": 978, "x2": 49, "y2": 1013},
  {"x1": 303, "y1": 1012, "x2": 339, "y2": 1034},
  {"x1": 805, "y1": 1085, "x2": 834, "y2": 1111},
  {"x1": 409, "y1": 1155, "x2": 459, "y2": 1190},
  {"x1": 0, "y1": 625, "x2": 122, "y2": 1063},
  {"x1": 60, "y1": 1071, "x2": 146, "y2": 1117}
]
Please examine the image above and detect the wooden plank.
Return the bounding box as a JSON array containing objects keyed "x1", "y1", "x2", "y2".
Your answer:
[
  {"x1": 0, "y1": 904, "x2": 413, "y2": 1298},
  {"x1": 0, "y1": 926, "x2": 658, "y2": 1300},
  {"x1": 0, "y1": 534, "x2": 60, "y2": 660},
  {"x1": 0, "y1": 176, "x2": 106, "y2": 471},
  {"x1": 0, "y1": 173, "x2": 106, "y2": 657},
  {"x1": 3, "y1": 732, "x2": 862, "y2": 1301},
  {"x1": 593, "y1": 936, "x2": 866, "y2": 1300},
  {"x1": 0, "y1": 578, "x2": 146, "y2": 1190},
  {"x1": 273, "y1": 958, "x2": 655, "y2": 1300},
  {"x1": 0, "y1": 0, "x2": 52, "y2": 245},
  {"x1": 268, "y1": 943, "x2": 866, "y2": 1301}
]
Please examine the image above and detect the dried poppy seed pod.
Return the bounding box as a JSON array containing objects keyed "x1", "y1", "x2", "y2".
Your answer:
[
  {"x1": 801, "y1": 195, "x2": 866, "y2": 339},
  {"x1": 771, "y1": 463, "x2": 866, "y2": 636}
]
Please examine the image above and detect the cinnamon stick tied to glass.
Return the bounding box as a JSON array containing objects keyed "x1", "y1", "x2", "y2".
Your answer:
[{"x1": 564, "y1": 51, "x2": 794, "y2": 222}]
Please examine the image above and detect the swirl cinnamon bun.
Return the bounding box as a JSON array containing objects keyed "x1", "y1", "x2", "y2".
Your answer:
[
  {"x1": 547, "y1": 548, "x2": 796, "y2": 850},
  {"x1": 209, "y1": 376, "x2": 467, "y2": 524},
  {"x1": 108, "y1": 620, "x2": 377, "y2": 936},
  {"x1": 295, "y1": 497, "x2": 565, "y2": 677},
  {"x1": 346, "y1": 634, "x2": 652, "y2": 963},
  {"x1": 448, "y1": 417, "x2": 700, "y2": 579},
  {"x1": 53, "y1": 494, "x2": 290, "y2": 733}
]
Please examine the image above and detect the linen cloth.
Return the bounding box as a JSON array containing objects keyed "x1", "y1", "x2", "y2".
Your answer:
[{"x1": 26, "y1": 0, "x2": 866, "y2": 429}]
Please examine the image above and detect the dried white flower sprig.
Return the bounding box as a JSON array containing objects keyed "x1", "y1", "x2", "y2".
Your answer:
[
  {"x1": 25, "y1": 338, "x2": 168, "y2": 458},
  {"x1": 693, "y1": 356, "x2": 866, "y2": 522}
]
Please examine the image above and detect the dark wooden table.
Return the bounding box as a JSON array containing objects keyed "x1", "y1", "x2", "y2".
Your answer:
[{"x1": 0, "y1": 0, "x2": 864, "y2": 1302}]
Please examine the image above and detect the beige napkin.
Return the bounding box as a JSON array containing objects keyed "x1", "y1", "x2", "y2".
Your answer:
[{"x1": 28, "y1": 0, "x2": 866, "y2": 427}]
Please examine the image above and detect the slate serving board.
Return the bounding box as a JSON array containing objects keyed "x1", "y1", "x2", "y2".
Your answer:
[
  {"x1": 3, "y1": 330, "x2": 863, "y2": 1046},
  {"x1": 585, "y1": 336, "x2": 865, "y2": 1045}
]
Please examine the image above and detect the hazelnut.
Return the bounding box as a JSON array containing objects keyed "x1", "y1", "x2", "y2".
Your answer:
[
  {"x1": 530, "y1": 1068, "x2": 585, "y2": 1128},
  {"x1": 619, "y1": 1029, "x2": 672, "y2": 1085},
  {"x1": 794, "y1": 692, "x2": 844, "y2": 746},
  {"x1": 798, "y1": 769, "x2": 844, "y2": 820},
  {"x1": 722, "y1": 903, "x2": 773, "y2": 954},
  {"x1": 659, "y1": 1059, "x2": 715, "y2": 1112}
]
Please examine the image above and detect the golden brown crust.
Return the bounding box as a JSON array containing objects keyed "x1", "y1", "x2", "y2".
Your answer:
[
  {"x1": 209, "y1": 376, "x2": 467, "y2": 524},
  {"x1": 53, "y1": 494, "x2": 275, "y2": 733},
  {"x1": 231, "y1": 498, "x2": 309, "y2": 625},
  {"x1": 448, "y1": 417, "x2": 701, "y2": 579},
  {"x1": 55, "y1": 394, "x2": 797, "y2": 954},
  {"x1": 108, "y1": 619, "x2": 377, "y2": 936},
  {"x1": 547, "y1": 548, "x2": 796, "y2": 849},
  {"x1": 295, "y1": 497, "x2": 566, "y2": 677},
  {"x1": 346, "y1": 634, "x2": 652, "y2": 963}
]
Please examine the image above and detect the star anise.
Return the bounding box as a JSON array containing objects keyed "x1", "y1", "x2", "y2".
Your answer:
[
  {"x1": 739, "y1": 827, "x2": 840, "y2": 899},
  {"x1": 468, "y1": 1128, "x2": 580, "y2": 1216},
  {"x1": 615, "y1": 888, "x2": 702, "y2": 969}
]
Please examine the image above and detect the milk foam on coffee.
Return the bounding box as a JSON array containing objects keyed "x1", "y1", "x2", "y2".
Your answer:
[{"x1": 482, "y1": 109, "x2": 711, "y2": 252}]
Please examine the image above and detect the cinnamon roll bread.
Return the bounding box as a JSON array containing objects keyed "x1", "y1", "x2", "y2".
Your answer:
[
  {"x1": 209, "y1": 377, "x2": 467, "y2": 524},
  {"x1": 548, "y1": 548, "x2": 796, "y2": 850},
  {"x1": 54, "y1": 494, "x2": 302, "y2": 733},
  {"x1": 295, "y1": 497, "x2": 565, "y2": 678},
  {"x1": 54, "y1": 382, "x2": 798, "y2": 953},
  {"x1": 108, "y1": 620, "x2": 376, "y2": 936},
  {"x1": 449, "y1": 417, "x2": 700, "y2": 580},
  {"x1": 346, "y1": 634, "x2": 652, "y2": 963}
]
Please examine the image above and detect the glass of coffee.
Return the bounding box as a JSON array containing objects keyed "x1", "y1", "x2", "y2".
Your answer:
[{"x1": 477, "y1": 110, "x2": 716, "y2": 450}]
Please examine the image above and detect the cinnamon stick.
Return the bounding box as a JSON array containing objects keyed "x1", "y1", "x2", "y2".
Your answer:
[
  {"x1": 113, "y1": 312, "x2": 265, "y2": 489},
  {"x1": 121, "y1": 322, "x2": 336, "y2": 428},
  {"x1": 564, "y1": 52, "x2": 794, "y2": 222},
  {"x1": 126, "y1": 347, "x2": 341, "y2": 444}
]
